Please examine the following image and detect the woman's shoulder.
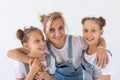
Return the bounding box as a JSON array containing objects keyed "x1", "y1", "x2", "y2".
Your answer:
[{"x1": 69, "y1": 35, "x2": 86, "y2": 44}]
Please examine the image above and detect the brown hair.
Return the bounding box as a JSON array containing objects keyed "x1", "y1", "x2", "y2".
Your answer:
[
  {"x1": 40, "y1": 12, "x2": 65, "y2": 33},
  {"x1": 16, "y1": 26, "x2": 41, "y2": 44},
  {"x1": 82, "y1": 16, "x2": 106, "y2": 29}
]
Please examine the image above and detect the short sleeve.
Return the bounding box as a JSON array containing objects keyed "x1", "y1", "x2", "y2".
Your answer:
[
  {"x1": 15, "y1": 61, "x2": 27, "y2": 78},
  {"x1": 79, "y1": 36, "x2": 88, "y2": 50},
  {"x1": 48, "y1": 56, "x2": 56, "y2": 74},
  {"x1": 101, "y1": 51, "x2": 113, "y2": 75}
]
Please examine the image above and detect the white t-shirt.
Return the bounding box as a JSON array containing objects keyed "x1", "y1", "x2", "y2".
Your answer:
[
  {"x1": 15, "y1": 55, "x2": 55, "y2": 79},
  {"x1": 46, "y1": 35, "x2": 87, "y2": 68},
  {"x1": 84, "y1": 51, "x2": 112, "y2": 80}
]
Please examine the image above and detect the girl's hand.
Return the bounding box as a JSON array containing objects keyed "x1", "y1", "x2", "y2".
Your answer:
[
  {"x1": 26, "y1": 58, "x2": 41, "y2": 80},
  {"x1": 34, "y1": 72, "x2": 49, "y2": 80},
  {"x1": 29, "y1": 58, "x2": 41, "y2": 75},
  {"x1": 34, "y1": 64, "x2": 47, "y2": 80}
]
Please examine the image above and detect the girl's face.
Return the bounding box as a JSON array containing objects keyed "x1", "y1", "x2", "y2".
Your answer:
[
  {"x1": 83, "y1": 20, "x2": 103, "y2": 46},
  {"x1": 24, "y1": 30, "x2": 46, "y2": 57},
  {"x1": 45, "y1": 18, "x2": 66, "y2": 48}
]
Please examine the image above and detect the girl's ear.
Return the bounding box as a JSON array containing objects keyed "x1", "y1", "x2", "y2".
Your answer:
[
  {"x1": 23, "y1": 43, "x2": 30, "y2": 50},
  {"x1": 100, "y1": 29, "x2": 104, "y2": 36}
]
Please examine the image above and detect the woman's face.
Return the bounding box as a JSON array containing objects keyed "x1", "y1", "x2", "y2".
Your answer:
[
  {"x1": 45, "y1": 18, "x2": 66, "y2": 48},
  {"x1": 83, "y1": 20, "x2": 103, "y2": 46}
]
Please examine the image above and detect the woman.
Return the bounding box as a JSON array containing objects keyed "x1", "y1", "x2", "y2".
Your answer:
[{"x1": 7, "y1": 12, "x2": 108, "y2": 79}]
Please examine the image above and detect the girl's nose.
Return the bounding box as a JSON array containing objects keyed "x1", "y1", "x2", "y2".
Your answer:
[{"x1": 87, "y1": 32, "x2": 92, "y2": 36}]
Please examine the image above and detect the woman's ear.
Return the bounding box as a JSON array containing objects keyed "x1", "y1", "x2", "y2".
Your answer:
[
  {"x1": 23, "y1": 43, "x2": 30, "y2": 50},
  {"x1": 43, "y1": 27, "x2": 46, "y2": 33}
]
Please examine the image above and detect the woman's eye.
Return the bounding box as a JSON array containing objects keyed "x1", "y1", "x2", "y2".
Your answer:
[
  {"x1": 42, "y1": 37, "x2": 45, "y2": 41},
  {"x1": 84, "y1": 29, "x2": 88, "y2": 32},
  {"x1": 50, "y1": 28, "x2": 55, "y2": 32}
]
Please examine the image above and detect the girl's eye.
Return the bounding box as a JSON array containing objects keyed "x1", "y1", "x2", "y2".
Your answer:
[
  {"x1": 91, "y1": 30, "x2": 96, "y2": 32},
  {"x1": 59, "y1": 26, "x2": 64, "y2": 30},
  {"x1": 50, "y1": 28, "x2": 55, "y2": 32},
  {"x1": 84, "y1": 29, "x2": 88, "y2": 32},
  {"x1": 35, "y1": 40, "x2": 39, "y2": 43}
]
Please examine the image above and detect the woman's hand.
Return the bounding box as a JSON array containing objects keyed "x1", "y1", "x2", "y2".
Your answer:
[{"x1": 96, "y1": 48, "x2": 108, "y2": 68}]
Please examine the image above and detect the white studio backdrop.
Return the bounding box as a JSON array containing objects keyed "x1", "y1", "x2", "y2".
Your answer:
[{"x1": 0, "y1": 0, "x2": 120, "y2": 80}]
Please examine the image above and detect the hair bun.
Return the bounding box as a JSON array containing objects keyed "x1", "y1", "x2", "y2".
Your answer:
[
  {"x1": 16, "y1": 29, "x2": 24, "y2": 40},
  {"x1": 99, "y1": 16, "x2": 106, "y2": 27},
  {"x1": 40, "y1": 14, "x2": 46, "y2": 23}
]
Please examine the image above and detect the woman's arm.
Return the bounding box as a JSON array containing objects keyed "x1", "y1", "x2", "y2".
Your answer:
[
  {"x1": 7, "y1": 48, "x2": 31, "y2": 64},
  {"x1": 16, "y1": 78, "x2": 24, "y2": 80},
  {"x1": 96, "y1": 37, "x2": 108, "y2": 68},
  {"x1": 81, "y1": 35, "x2": 108, "y2": 68},
  {"x1": 102, "y1": 75, "x2": 110, "y2": 80}
]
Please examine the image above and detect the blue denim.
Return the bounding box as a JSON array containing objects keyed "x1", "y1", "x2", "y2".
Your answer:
[
  {"x1": 55, "y1": 60, "x2": 83, "y2": 80},
  {"x1": 81, "y1": 58, "x2": 94, "y2": 80},
  {"x1": 46, "y1": 35, "x2": 94, "y2": 80}
]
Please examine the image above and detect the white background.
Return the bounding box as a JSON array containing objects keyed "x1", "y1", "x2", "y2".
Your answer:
[{"x1": 0, "y1": 0, "x2": 120, "y2": 80}]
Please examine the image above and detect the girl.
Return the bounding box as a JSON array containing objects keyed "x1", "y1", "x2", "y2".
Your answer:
[
  {"x1": 82, "y1": 16, "x2": 112, "y2": 80},
  {"x1": 15, "y1": 26, "x2": 55, "y2": 80}
]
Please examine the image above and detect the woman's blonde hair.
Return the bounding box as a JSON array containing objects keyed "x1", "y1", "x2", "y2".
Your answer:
[{"x1": 40, "y1": 12, "x2": 65, "y2": 34}]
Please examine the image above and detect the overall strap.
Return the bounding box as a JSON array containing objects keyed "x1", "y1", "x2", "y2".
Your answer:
[
  {"x1": 68, "y1": 35, "x2": 73, "y2": 59},
  {"x1": 24, "y1": 63, "x2": 36, "y2": 80},
  {"x1": 46, "y1": 53, "x2": 51, "y2": 67},
  {"x1": 46, "y1": 35, "x2": 73, "y2": 63},
  {"x1": 24, "y1": 63, "x2": 29, "y2": 74},
  {"x1": 107, "y1": 50, "x2": 112, "y2": 56},
  {"x1": 81, "y1": 50, "x2": 85, "y2": 60},
  {"x1": 46, "y1": 40, "x2": 57, "y2": 63}
]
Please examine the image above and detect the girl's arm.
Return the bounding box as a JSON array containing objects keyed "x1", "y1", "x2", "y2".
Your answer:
[
  {"x1": 102, "y1": 75, "x2": 110, "y2": 80},
  {"x1": 7, "y1": 48, "x2": 31, "y2": 64},
  {"x1": 35, "y1": 72, "x2": 54, "y2": 80},
  {"x1": 35, "y1": 64, "x2": 54, "y2": 80},
  {"x1": 44, "y1": 73, "x2": 54, "y2": 80}
]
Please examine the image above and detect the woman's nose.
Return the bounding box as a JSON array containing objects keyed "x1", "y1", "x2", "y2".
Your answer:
[{"x1": 55, "y1": 30, "x2": 61, "y2": 37}]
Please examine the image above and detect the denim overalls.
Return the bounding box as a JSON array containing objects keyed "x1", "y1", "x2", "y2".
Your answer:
[{"x1": 47, "y1": 35, "x2": 94, "y2": 80}]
